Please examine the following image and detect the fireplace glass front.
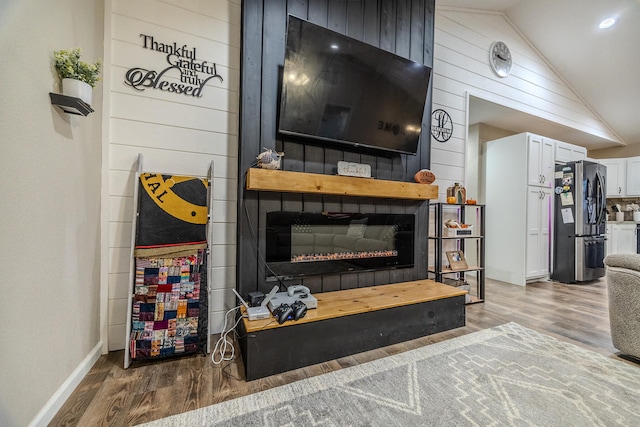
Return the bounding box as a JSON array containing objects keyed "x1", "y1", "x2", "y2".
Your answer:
[{"x1": 265, "y1": 211, "x2": 415, "y2": 279}]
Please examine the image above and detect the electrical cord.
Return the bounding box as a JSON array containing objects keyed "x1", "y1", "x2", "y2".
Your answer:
[
  {"x1": 211, "y1": 305, "x2": 245, "y2": 365},
  {"x1": 242, "y1": 140, "x2": 303, "y2": 293},
  {"x1": 242, "y1": 198, "x2": 286, "y2": 291},
  {"x1": 213, "y1": 142, "x2": 303, "y2": 368}
]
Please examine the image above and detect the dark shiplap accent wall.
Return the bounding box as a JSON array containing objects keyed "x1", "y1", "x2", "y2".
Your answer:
[{"x1": 238, "y1": 0, "x2": 435, "y2": 296}]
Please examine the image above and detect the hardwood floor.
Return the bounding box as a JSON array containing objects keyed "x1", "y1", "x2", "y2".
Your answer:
[{"x1": 50, "y1": 277, "x2": 635, "y2": 426}]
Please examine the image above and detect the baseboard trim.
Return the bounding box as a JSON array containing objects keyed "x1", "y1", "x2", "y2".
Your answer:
[{"x1": 28, "y1": 341, "x2": 103, "y2": 427}]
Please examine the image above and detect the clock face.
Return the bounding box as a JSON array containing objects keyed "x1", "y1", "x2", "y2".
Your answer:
[{"x1": 490, "y1": 41, "x2": 512, "y2": 77}]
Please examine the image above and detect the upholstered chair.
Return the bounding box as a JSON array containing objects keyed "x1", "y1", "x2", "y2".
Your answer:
[{"x1": 604, "y1": 254, "x2": 640, "y2": 359}]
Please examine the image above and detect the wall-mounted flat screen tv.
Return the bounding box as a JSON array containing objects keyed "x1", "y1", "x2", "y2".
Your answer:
[{"x1": 278, "y1": 15, "x2": 432, "y2": 155}]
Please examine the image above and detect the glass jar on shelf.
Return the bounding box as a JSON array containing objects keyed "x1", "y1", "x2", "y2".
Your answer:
[{"x1": 446, "y1": 183, "x2": 466, "y2": 204}]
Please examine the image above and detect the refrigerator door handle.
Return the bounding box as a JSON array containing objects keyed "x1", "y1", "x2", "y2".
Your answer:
[{"x1": 595, "y1": 169, "x2": 606, "y2": 226}]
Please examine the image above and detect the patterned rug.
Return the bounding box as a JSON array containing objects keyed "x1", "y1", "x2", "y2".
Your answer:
[{"x1": 138, "y1": 323, "x2": 640, "y2": 426}]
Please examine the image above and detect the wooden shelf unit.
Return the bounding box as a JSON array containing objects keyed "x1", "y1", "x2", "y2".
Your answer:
[
  {"x1": 428, "y1": 203, "x2": 485, "y2": 303},
  {"x1": 246, "y1": 168, "x2": 438, "y2": 200},
  {"x1": 431, "y1": 265, "x2": 484, "y2": 274}
]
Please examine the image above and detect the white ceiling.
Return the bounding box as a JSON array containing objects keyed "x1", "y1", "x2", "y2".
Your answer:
[{"x1": 437, "y1": 0, "x2": 640, "y2": 151}]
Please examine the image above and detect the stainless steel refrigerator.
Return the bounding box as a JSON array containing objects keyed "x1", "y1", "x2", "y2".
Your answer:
[{"x1": 551, "y1": 160, "x2": 607, "y2": 283}]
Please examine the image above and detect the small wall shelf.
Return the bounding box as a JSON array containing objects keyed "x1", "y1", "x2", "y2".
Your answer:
[
  {"x1": 49, "y1": 93, "x2": 94, "y2": 116},
  {"x1": 246, "y1": 168, "x2": 438, "y2": 200}
]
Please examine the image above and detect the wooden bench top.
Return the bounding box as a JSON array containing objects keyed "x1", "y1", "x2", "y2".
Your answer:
[{"x1": 241, "y1": 279, "x2": 466, "y2": 332}]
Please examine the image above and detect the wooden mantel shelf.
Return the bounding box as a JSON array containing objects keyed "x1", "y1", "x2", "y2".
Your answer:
[{"x1": 246, "y1": 168, "x2": 438, "y2": 200}]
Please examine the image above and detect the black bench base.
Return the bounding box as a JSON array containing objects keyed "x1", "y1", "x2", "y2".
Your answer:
[{"x1": 238, "y1": 294, "x2": 465, "y2": 381}]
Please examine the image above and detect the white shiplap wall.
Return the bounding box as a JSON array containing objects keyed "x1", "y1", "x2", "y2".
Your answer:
[
  {"x1": 431, "y1": 8, "x2": 618, "y2": 200},
  {"x1": 107, "y1": 0, "x2": 241, "y2": 350}
]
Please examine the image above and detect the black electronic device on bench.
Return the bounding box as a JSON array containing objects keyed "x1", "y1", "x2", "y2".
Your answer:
[{"x1": 267, "y1": 285, "x2": 318, "y2": 311}]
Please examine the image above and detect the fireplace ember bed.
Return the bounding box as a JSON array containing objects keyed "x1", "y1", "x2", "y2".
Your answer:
[{"x1": 266, "y1": 211, "x2": 415, "y2": 279}]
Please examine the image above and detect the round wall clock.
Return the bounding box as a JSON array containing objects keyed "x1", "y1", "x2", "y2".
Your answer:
[{"x1": 489, "y1": 41, "x2": 512, "y2": 77}]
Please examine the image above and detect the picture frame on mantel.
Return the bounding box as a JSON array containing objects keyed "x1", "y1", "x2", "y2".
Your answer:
[{"x1": 446, "y1": 250, "x2": 468, "y2": 270}]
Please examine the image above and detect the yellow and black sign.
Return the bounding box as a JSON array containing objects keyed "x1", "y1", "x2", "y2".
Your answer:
[{"x1": 135, "y1": 173, "x2": 208, "y2": 248}]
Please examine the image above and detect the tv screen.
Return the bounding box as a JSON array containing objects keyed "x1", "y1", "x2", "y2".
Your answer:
[{"x1": 278, "y1": 15, "x2": 432, "y2": 155}]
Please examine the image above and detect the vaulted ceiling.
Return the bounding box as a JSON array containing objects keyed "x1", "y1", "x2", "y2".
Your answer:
[{"x1": 437, "y1": 0, "x2": 640, "y2": 151}]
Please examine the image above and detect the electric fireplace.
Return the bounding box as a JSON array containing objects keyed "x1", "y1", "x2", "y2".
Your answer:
[{"x1": 265, "y1": 211, "x2": 415, "y2": 279}]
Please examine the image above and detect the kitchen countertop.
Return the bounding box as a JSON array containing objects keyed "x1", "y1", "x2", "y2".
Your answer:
[{"x1": 607, "y1": 221, "x2": 640, "y2": 225}]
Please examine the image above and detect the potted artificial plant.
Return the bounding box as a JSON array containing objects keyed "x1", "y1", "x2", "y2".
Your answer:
[{"x1": 53, "y1": 48, "x2": 101, "y2": 106}]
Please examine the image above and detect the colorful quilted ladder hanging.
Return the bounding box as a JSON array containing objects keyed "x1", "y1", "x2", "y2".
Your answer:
[{"x1": 128, "y1": 173, "x2": 209, "y2": 363}]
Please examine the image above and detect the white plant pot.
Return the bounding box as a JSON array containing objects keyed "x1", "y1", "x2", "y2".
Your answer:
[{"x1": 62, "y1": 78, "x2": 92, "y2": 106}]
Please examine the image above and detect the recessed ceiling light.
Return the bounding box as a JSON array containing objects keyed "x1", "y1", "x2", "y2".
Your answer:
[
  {"x1": 330, "y1": 44, "x2": 339, "y2": 49},
  {"x1": 599, "y1": 17, "x2": 616, "y2": 29}
]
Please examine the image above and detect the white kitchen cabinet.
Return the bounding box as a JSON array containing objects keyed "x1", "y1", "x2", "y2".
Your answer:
[
  {"x1": 527, "y1": 134, "x2": 555, "y2": 188},
  {"x1": 625, "y1": 157, "x2": 640, "y2": 196},
  {"x1": 600, "y1": 158, "x2": 626, "y2": 197},
  {"x1": 609, "y1": 223, "x2": 637, "y2": 254},
  {"x1": 526, "y1": 187, "x2": 552, "y2": 279},
  {"x1": 555, "y1": 140, "x2": 587, "y2": 164},
  {"x1": 485, "y1": 132, "x2": 554, "y2": 286}
]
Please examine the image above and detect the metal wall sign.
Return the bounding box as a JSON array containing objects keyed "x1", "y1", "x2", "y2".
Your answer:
[
  {"x1": 124, "y1": 34, "x2": 223, "y2": 97},
  {"x1": 431, "y1": 109, "x2": 453, "y2": 142}
]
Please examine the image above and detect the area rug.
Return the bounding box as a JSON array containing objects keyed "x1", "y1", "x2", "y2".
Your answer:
[{"x1": 139, "y1": 323, "x2": 640, "y2": 426}]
